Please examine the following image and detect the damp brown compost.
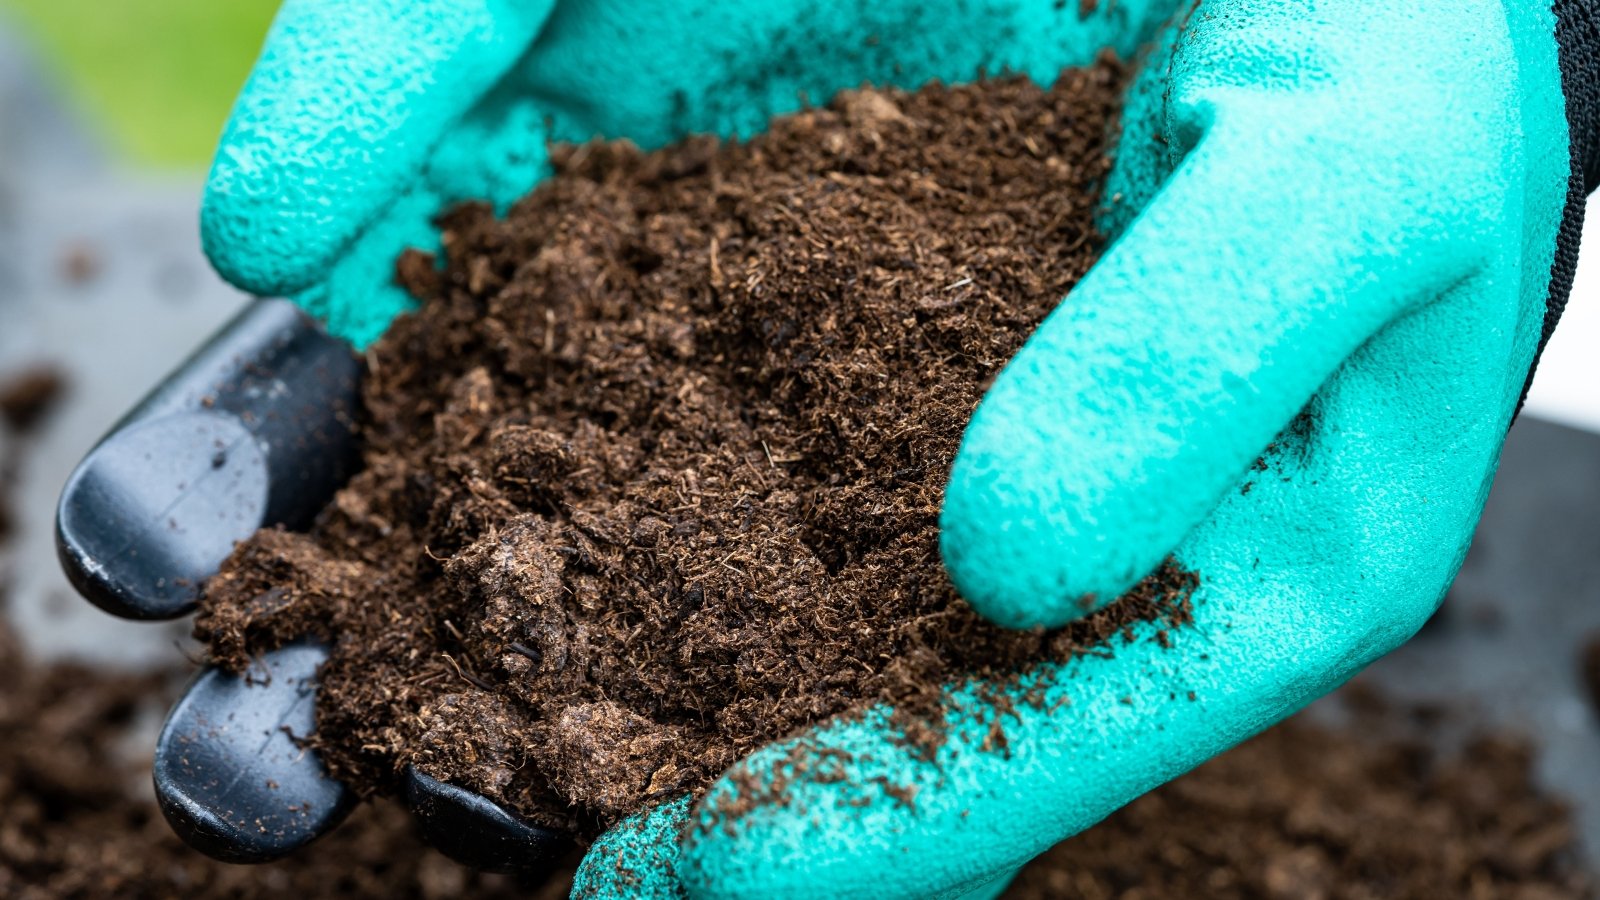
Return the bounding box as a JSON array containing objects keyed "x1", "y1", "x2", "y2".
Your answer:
[{"x1": 196, "y1": 61, "x2": 1202, "y2": 835}]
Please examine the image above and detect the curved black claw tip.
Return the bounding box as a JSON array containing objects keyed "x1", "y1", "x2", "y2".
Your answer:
[
  {"x1": 404, "y1": 767, "x2": 571, "y2": 875},
  {"x1": 56, "y1": 297, "x2": 361, "y2": 620},
  {"x1": 154, "y1": 641, "x2": 355, "y2": 863}
]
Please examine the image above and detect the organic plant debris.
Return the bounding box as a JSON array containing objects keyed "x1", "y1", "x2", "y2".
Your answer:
[{"x1": 194, "y1": 61, "x2": 1197, "y2": 835}]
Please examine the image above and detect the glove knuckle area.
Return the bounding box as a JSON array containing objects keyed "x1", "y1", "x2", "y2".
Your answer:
[
  {"x1": 524, "y1": 0, "x2": 1183, "y2": 149},
  {"x1": 1161, "y1": 0, "x2": 1521, "y2": 230}
]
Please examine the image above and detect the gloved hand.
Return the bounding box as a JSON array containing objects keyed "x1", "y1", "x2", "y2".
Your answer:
[{"x1": 199, "y1": 1, "x2": 1599, "y2": 898}]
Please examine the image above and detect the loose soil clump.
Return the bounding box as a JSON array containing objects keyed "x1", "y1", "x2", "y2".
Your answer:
[
  {"x1": 197, "y1": 61, "x2": 1200, "y2": 835},
  {"x1": 1582, "y1": 632, "x2": 1600, "y2": 718}
]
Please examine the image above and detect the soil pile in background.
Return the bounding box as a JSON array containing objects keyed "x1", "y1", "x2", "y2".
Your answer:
[
  {"x1": 196, "y1": 61, "x2": 1200, "y2": 835},
  {"x1": 0, "y1": 624, "x2": 1583, "y2": 900},
  {"x1": 0, "y1": 374, "x2": 560, "y2": 899},
  {"x1": 1006, "y1": 687, "x2": 1593, "y2": 899},
  {"x1": 0, "y1": 622, "x2": 565, "y2": 900}
]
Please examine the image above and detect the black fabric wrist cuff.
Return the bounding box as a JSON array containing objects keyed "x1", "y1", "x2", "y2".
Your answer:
[
  {"x1": 1522, "y1": 0, "x2": 1598, "y2": 412},
  {"x1": 1554, "y1": 0, "x2": 1599, "y2": 192}
]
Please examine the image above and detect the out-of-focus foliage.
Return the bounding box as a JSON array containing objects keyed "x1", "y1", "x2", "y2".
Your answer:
[{"x1": 3, "y1": 0, "x2": 278, "y2": 165}]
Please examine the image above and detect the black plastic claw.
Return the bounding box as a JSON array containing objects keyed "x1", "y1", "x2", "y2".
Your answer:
[
  {"x1": 154, "y1": 641, "x2": 355, "y2": 863},
  {"x1": 56, "y1": 297, "x2": 362, "y2": 620},
  {"x1": 59, "y1": 296, "x2": 574, "y2": 870},
  {"x1": 404, "y1": 768, "x2": 571, "y2": 875}
]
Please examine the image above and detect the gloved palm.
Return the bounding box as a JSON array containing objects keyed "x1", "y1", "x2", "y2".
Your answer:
[{"x1": 201, "y1": 0, "x2": 1596, "y2": 898}]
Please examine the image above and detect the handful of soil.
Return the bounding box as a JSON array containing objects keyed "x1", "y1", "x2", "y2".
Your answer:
[{"x1": 197, "y1": 60, "x2": 1199, "y2": 836}]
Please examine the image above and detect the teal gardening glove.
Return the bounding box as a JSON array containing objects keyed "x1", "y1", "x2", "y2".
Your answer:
[{"x1": 202, "y1": 0, "x2": 1600, "y2": 897}]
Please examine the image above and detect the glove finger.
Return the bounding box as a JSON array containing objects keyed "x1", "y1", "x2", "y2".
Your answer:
[
  {"x1": 572, "y1": 797, "x2": 692, "y2": 900},
  {"x1": 940, "y1": 102, "x2": 1489, "y2": 629},
  {"x1": 573, "y1": 799, "x2": 1021, "y2": 900},
  {"x1": 201, "y1": 0, "x2": 552, "y2": 297},
  {"x1": 289, "y1": 184, "x2": 444, "y2": 348},
  {"x1": 678, "y1": 261, "x2": 1531, "y2": 899}
]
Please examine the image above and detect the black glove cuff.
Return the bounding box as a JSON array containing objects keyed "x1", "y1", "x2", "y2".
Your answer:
[
  {"x1": 1523, "y1": 0, "x2": 1599, "y2": 414},
  {"x1": 1555, "y1": 0, "x2": 1599, "y2": 192}
]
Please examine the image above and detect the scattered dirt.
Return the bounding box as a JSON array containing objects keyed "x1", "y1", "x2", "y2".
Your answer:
[
  {"x1": 1005, "y1": 686, "x2": 1594, "y2": 899},
  {"x1": 196, "y1": 61, "x2": 1203, "y2": 836},
  {"x1": 0, "y1": 365, "x2": 68, "y2": 540},
  {"x1": 58, "y1": 242, "x2": 101, "y2": 285},
  {"x1": 0, "y1": 620, "x2": 572, "y2": 900},
  {"x1": 0, "y1": 365, "x2": 570, "y2": 899},
  {"x1": 0, "y1": 366, "x2": 68, "y2": 433},
  {"x1": 2, "y1": 620, "x2": 1584, "y2": 900},
  {"x1": 1582, "y1": 633, "x2": 1600, "y2": 719}
]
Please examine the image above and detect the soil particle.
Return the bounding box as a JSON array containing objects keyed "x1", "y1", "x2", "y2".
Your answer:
[
  {"x1": 0, "y1": 364, "x2": 69, "y2": 540},
  {"x1": 0, "y1": 366, "x2": 68, "y2": 433},
  {"x1": 196, "y1": 60, "x2": 1201, "y2": 836},
  {"x1": 59, "y1": 243, "x2": 100, "y2": 285},
  {"x1": 1582, "y1": 633, "x2": 1600, "y2": 717}
]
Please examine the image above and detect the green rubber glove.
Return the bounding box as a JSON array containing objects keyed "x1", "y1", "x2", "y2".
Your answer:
[{"x1": 200, "y1": 1, "x2": 1598, "y2": 898}]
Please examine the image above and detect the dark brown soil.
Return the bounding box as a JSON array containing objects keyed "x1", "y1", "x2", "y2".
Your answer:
[
  {"x1": 0, "y1": 367, "x2": 68, "y2": 433},
  {"x1": 0, "y1": 621, "x2": 569, "y2": 900},
  {"x1": 1005, "y1": 687, "x2": 1593, "y2": 900},
  {"x1": 1582, "y1": 633, "x2": 1600, "y2": 719},
  {"x1": 0, "y1": 354, "x2": 1586, "y2": 897},
  {"x1": 194, "y1": 61, "x2": 1201, "y2": 836},
  {"x1": 0, "y1": 626, "x2": 1584, "y2": 900}
]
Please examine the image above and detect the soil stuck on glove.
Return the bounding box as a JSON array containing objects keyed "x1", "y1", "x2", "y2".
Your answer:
[{"x1": 196, "y1": 60, "x2": 1199, "y2": 836}]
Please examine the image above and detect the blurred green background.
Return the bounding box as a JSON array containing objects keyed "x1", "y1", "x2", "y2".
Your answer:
[{"x1": 2, "y1": 0, "x2": 278, "y2": 166}]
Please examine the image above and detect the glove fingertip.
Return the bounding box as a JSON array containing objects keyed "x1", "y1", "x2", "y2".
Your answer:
[
  {"x1": 572, "y1": 797, "x2": 692, "y2": 900},
  {"x1": 200, "y1": 152, "x2": 340, "y2": 298},
  {"x1": 939, "y1": 396, "x2": 1126, "y2": 630}
]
